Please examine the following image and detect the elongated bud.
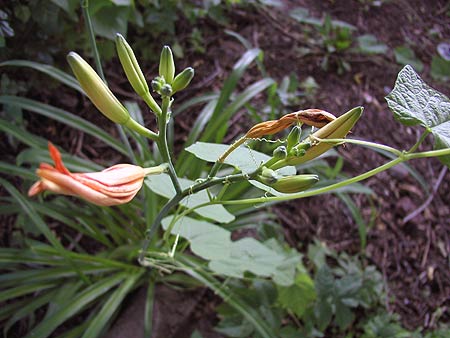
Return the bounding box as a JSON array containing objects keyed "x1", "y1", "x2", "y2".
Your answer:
[
  {"x1": 270, "y1": 174, "x2": 319, "y2": 193},
  {"x1": 273, "y1": 146, "x2": 287, "y2": 159},
  {"x1": 159, "y1": 46, "x2": 175, "y2": 84},
  {"x1": 67, "y1": 52, "x2": 129, "y2": 124},
  {"x1": 172, "y1": 67, "x2": 194, "y2": 93},
  {"x1": 287, "y1": 126, "x2": 302, "y2": 151},
  {"x1": 271, "y1": 107, "x2": 363, "y2": 169},
  {"x1": 115, "y1": 34, "x2": 149, "y2": 97}
]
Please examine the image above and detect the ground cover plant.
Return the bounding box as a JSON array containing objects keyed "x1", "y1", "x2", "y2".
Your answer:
[{"x1": 1, "y1": 1, "x2": 449, "y2": 337}]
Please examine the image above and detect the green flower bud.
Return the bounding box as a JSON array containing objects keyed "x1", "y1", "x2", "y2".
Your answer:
[
  {"x1": 290, "y1": 142, "x2": 311, "y2": 157},
  {"x1": 159, "y1": 45, "x2": 175, "y2": 84},
  {"x1": 67, "y1": 52, "x2": 129, "y2": 124},
  {"x1": 115, "y1": 33, "x2": 149, "y2": 97},
  {"x1": 287, "y1": 125, "x2": 302, "y2": 151},
  {"x1": 172, "y1": 67, "x2": 194, "y2": 93},
  {"x1": 160, "y1": 84, "x2": 172, "y2": 97},
  {"x1": 273, "y1": 146, "x2": 287, "y2": 159},
  {"x1": 271, "y1": 107, "x2": 363, "y2": 169},
  {"x1": 257, "y1": 167, "x2": 279, "y2": 185},
  {"x1": 151, "y1": 77, "x2": 164, "y2": 93},
  {"x1": 271, "y1": 174, "x2": 319, "y2": 193}
]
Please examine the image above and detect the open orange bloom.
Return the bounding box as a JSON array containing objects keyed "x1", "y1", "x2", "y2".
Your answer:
[{"x1": 28, "y1": 143, "x2": 146, "y2": 206}]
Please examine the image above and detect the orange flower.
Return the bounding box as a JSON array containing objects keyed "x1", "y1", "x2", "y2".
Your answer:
[{"x1": 28, "y1": 143, "x2": 146, "y2": 206}]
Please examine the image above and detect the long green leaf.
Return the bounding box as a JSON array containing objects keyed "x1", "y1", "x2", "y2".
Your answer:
[
  {"x1": 0, "y1": 96, "x2": 128, "y2": 155},
  {"x1": 144, "y1": 278, "x2": 156, "y2": 338},
  {"x1": 177, "y1": 254, "x2": 276, "y2": 338},
  {"x1": 215, "y1": 78, "x2": 275, "y2": 142},
  {"x1": 0, "y1": 282, "x2": 55, "y2": 303},
  {"x1": 82, "y1": 272, "x2": 142, "y2": 338},
  {"x1": 177, "y1": 99, "x2": 218, "y2": 176},
  {"x1": 0, "y1": 118, "x2": 47, "y2": 149},
  {"x1": 0, "y1": 60, "x2": 83, "y2": 92},
  {"x1": 3, "y1": 290, "x2": 56, "y2": 336},
  {"x1": 25, "y1": 273, "x2": 125, "y2": 338},
  {"x1": 0, "y1": 266, "x2": 117, "y2": 287},
  {"x1": 0, "y1": 179, "x2": 89, "y2": 283}
]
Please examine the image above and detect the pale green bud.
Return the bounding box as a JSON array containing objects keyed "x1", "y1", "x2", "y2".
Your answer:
[
  {"x1": 271, "y1": 174, "x2": 319, "y2": 193},
  {"x1": 257, "y1": 166, "x2": 279, "y2": 185},
  {"x1": 67, "y1": 52, "x2": 129, "y2": 124},
  {"x1": 287, "y1": 125, "x2": 302, "y2": 151},
  {"x1": 160, "y1": 84, "x2": 172, "y2": 97},
  {"x1": 172, "y1": 67, "x2": 194, "y2": 93},
  {"x1": 159, "y1": 45, "x2": 175, "y2": 84},
  {"x1": 115, "y1": 33, "x2": 149, "y2": 97},
  {"x1": 273, "y1": 146, "x2": 287, "y2": 159}
]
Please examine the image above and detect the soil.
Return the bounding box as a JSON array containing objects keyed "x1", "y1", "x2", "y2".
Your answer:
[{"x1": 1, "y1": 0, "x2": 449, "y2": 337}]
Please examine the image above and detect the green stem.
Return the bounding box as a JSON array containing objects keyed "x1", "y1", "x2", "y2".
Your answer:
[
  {"x1": 81, "y1": 0, "x2": 105, "y2": 82},
  {"x1": 312, "y1": 137, "x2": 403, "y2": 156},
  {"x1": 158, "y1": 96, "x2": 181, "y2": 194},
  {"x1": 408, "y1": 130, "x2": 430, "y2": 153},
  {"x1": 142, "y1": 92, "x2": 162, "y2": 116},
  {"x1": 138, "y1": 172, "x2": 250, "y2": 263},
  {"x1": 125, "y1": 118, "x2": 158, "y2": 141},
  {"x1": 215, "y1": 147, "x2": 450, "y2": 206}
]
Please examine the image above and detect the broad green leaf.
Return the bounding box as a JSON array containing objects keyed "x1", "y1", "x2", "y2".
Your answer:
[
  {"x1": 0, "y1": 60, "x2": 83, "y2": 92},
  {"x1": 394, "y1": 47, "x2": 424, "y2": 72},
  {"x1": 385, "y1": 65, "x2": 450, "y2": 166},
  {"x1": 162, "y1": 216, "x2": 299, "y2": 286},
  {"x1": 185, "y1": 142, "x2": 295, "y2": 175},
  {"x1": 0, "y1": 96, "x2": 128, "y2": 155},
  {"x1": 145, "y1": 174, "x2": 235, "y2": 223},
  {"x1": 277, "y1": 273, "x2": 316, "y2": 318}
]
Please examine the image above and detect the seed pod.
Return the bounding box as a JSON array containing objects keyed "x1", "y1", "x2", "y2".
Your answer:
[
  {"x1": 271, "y1": 174, "x2": 319, "y2": 193},
  {"x1": 67, "y1": 52, "x2": 129, "y2": 125},
  {"x1": 287, "y1": 125, "x2": 302, "y2": 151},
  {"x1": 159, "y1": 45, "x2": 175, "y2": 84},
  {"x1": 172, "y1": 67, "x2": 194, "y2": 93},
  {"x1": 270, "y1": 107, "x2": 363, "y2": 169},
  {"x1": 273, "y1": 146, "x2": 287, "y2": 159},
  {"x1": 115, "y1": 33, "x2": 149, "y2": 97}
]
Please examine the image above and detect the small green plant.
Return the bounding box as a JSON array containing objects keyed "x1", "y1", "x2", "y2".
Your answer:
[{"x1": 290, "y1": 7, "x2": 387, "y2": 73}]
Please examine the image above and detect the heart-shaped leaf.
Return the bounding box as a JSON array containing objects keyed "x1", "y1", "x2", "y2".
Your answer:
[{"x1": 385, "y1": 65, "x2": 450, "y2": 166}]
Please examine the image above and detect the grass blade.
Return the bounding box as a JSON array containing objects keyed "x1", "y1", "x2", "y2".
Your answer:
[
  {"x1": 177, "y1": 254, "x2": 276, "y2": 338},
  {"x1": 0, "y1": 178, "x2": 90, "y2": 284},
  {"x1": 82, "y1": 272, "x2": 142, "y2": 338},
  {"x1": 24, "y1": 273, "x2": 126, "y2": 338},
  {"x1": 144, "y1": 278, "x2": 156, "y2": 338}
]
